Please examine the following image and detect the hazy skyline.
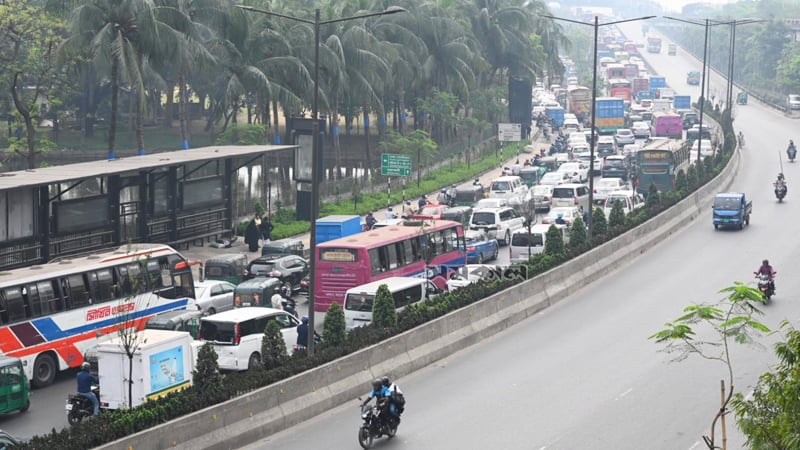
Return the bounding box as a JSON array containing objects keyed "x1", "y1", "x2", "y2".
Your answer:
[{"x1": 653, "y1": 0, "x2": 733, "y2": 13}]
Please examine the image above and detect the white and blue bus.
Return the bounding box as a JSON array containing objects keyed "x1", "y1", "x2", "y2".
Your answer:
[{"x1": 0, "y1": 244, "x2": 196, "y2": 387}]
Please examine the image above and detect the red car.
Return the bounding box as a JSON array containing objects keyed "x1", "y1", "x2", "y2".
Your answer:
[{"x1": 411, "y1": 204, "x2": 448, "y2": 220}]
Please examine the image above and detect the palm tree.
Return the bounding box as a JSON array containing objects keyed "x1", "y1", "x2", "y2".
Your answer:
[{"x1": 61, "y1": 0, "x2": 164, "y2": 158}]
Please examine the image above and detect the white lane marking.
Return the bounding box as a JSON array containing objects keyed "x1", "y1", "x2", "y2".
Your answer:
[{"x1": 615, "y1": 387, "x2": 633, "y2": 400}]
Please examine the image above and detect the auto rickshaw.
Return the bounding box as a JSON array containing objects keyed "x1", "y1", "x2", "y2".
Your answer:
[
  {"x1": 737, "y1": 91, "x2": 748, "y2": 105},
  {"x1": 0, "y1": 356, "x2": 30, "y2": 415},
  {"x1": 203, "y1": 253, "x2": 248, "y2": 285}
]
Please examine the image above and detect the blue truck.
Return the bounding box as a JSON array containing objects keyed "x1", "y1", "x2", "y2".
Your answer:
[
  {"x1": 545, "y1": 106, "x2": 565, "y2": 128},
  {"x1": 712, "y1": 193, "x2": 752, "y2": 230},
  {"x1": 315, "y1": 215, "x2": 362, "y2": 244}
]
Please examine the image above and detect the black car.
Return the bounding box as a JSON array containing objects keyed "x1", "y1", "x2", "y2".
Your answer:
[{"x1": 243, "y1": 254, "x2": 309, "y2": 297}]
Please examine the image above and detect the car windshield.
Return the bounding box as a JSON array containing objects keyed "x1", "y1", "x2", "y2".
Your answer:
[
  {"x1": 345, "y1": 294, "x2": 375, "y2": 312},
  {"x1": 604, "y1": 159, "x2": 624, "y2": 167},
  {"x1": 471, "y1": 212, "x2": 496, "y2": 225},
  {"x1": 541, "y1": 174, "x2": 561, "y2": 182},
  {"x1": 533, "y1": 186, "x2": 551, "y2": 195},
  {"x1": 248, "y1": 262, "x2": 276, "y2": 276},
  {"x1": 617, "y1": 130, "x2": 632, "y2": 136},
  {"x1": 418, "y1": 207, "x2": 440, "y2": 215},
  {"x1": 491, "y1": 181, "x2": 510, "y2": 191},
  {"x1": 714, "y1": 197, "x2": 740, "y2": 209},
  {"x1": 606, "y1": 196, "x2": 628, "y2": 205},
  {"x1": 511, "y1": 233, "x2": 543, "y2": 247},
  {"x1": 598, "y1": 179, "x2": 621, "y2": 188}
]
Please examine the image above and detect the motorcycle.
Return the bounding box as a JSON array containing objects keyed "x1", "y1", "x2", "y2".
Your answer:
[
  {"x1": 281, "y1": 296, "x2": 298, "y2": 318},
  {"x1": 789, "y1": 146, "x2": 797, "y2": 162},
  {"x1": 66, "y1": 385, "x2": 104, "y2": 425},
  {"x1": 358, "y1": 397, "x2": 399, "y2": 449},
  {"x1": 775, "y1": 182, "x2": 787, "y2": 202},
  {"x1": 754, "y1": 272, "x2": 776, "y2": 302}
]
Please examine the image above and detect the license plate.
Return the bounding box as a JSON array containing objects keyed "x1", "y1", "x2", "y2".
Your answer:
[
  {"x1": 724, "y1": 219, "x2": 730, "y2": 223},
  {"x1": 65, "y1": 403, "x2": 73, "y2": 411}
]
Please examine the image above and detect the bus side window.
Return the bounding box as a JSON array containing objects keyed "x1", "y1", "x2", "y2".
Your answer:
[
  {"x1": 368, "y1": 248, "x2": 382, "y2": 275},
  {"x1": 36, "y1": 280, "x2": 62, "y2": 314},
  {"x1": 89, "y1": 269, "x2": 115, "y2": 303},
  {"x1": 386, "y1": 244, "x2": 399, "y2": 270},
  {"x1": 2, "y1": 288, "x2": 27, "y2": 323},
  {"x1": 410, "y1": 237, "x2": 421, "y2": 261},
  {"x1": 394, "y1": 242, "x2": 406, "y2": 267},
  {"x1": 24, "y1": 284, "x2": 44, "y2": 317},
  {"x1": 401, "y1": 239, "x2": 414, "y2": 265},
  {"x1": 65, "y1": 274, "x2": 91, "y2": 309}
]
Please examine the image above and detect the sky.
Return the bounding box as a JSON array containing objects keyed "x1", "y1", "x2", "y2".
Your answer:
[{"x1": 653, "y1": 0, "x2": 734, "y2": 13}]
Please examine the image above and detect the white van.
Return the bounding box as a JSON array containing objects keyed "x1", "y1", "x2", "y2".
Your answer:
[
  {"x1": 551, "y1": 183, "x2": 591, "y2": 211},
  {"x1": 198, "y1": 307, "x2": 299, "y2": 371},
  {"x1": 344, "y1": 277, "x2": 440, "y2": 331},
  {"x1": 563, "y1": 118, "x2": 581, "y2": 134},
  {"x1": 509, "y1": 224, "x2": 569, "y2": 263}
]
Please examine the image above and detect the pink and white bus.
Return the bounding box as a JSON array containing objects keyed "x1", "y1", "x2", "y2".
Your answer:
[
  {"x1": 650, "y1": 112, "x2": 683, "y2": 139},
  {"x1": 0, "y1": 244, "x2": 196, "y2": 387},
  {"x1": 314, "y1": 220, "x2": 467, "y2": 312}
]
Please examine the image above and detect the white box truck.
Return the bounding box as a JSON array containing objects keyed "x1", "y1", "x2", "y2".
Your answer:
[{"x1": 96, "y1": 329, "x2": 197, "y2": 410}]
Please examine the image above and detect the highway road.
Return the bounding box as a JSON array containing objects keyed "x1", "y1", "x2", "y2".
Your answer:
[{"x1": 237, "y1": 22, "x2": 800, "y2": 450}]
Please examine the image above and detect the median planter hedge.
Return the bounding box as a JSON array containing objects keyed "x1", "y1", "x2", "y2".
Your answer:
[{"x1": 20, "y1": 114, "x2": 738, "y2": 450}]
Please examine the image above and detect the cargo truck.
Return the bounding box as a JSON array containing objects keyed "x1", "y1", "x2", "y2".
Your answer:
[
  {"x1": 594, "y1": 97, "x2": 625, "y2": 133},
  {"x1": 95, "y1": 329, "x2": 198, "y2": 410},
  {"x1": 315, "y1": 215, "x2": 362, "y2": 244}
]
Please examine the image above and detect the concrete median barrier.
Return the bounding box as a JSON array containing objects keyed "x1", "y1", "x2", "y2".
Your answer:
[{"x1": 100, "y1": 149, "x2": 740, "y2": 450}]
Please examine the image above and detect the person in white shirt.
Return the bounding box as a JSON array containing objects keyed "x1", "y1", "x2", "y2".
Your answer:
[
  {"x1": 386, "y1": 207, "x2": 395, "y2": 220},
  {"x1": 271, "y1": 291, "x2": 283, "y2": 309}
]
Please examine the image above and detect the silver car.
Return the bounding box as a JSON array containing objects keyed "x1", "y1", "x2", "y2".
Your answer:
[{"x1": 193, "y1": 280, "x2": 236, "y2": 315}]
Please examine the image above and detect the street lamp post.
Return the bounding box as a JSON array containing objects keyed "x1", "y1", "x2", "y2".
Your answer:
[
  {"x1": 543, "y1": 14, "x2": 654, "y2": 240},
  {"x1": 664, "y1": 17, "x2": 741, "y2": 165},
  {"x1": 239, "y1": 5, "x2": 406, "y2": 355},
  {"x1": 724, "y1": 19, "x2": 764, "y2": 109}
]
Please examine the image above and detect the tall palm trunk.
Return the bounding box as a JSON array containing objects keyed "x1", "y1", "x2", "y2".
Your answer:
[
  {"x1": 164, "y1": 82, "x2": 174, "y2": 128},
  {"x1": 331, "y1": 94, "x2": 341, "y2": 180},
  {"x1": 362, "y1": 104, "x2": 372, "y2": 170},
  {"x1": 108, "y1": 58, "x2": 119, "y2": 159},
  {"x1": 136, "y1": 89, "x2": 145, "y2": 155},
  {"x1": 397, "y1": 88, "x2": 406, "y2": 135},
  {"x1": 179, "y1": 72, "x2": 189, "y2": 149}
]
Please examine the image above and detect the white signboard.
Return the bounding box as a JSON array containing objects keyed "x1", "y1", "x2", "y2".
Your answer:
[{"x1": 498, "y1": 123, "x2": 522, "y2": 142}]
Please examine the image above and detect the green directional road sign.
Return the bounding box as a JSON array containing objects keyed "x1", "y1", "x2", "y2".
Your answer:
[{"x1": 381, "y1": 153, "x2": 412, "y2": 176}]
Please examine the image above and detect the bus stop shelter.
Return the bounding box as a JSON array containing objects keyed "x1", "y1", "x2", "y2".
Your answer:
[{"x1": 0, "y1": 145, "x2": 295, "y2": 271}]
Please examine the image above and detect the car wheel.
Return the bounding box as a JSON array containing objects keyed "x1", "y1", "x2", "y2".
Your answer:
[
  {"x1": 492, "y1": 246, "x2": 499, "y2": 261},
  {"x1": 32, "y1": 353, "x2": 57, "y2": 388},
  {"x1": 477, "y1": 253, "x2": 484, "y2": 264},
  {"x1": 248, "y1": 352, "x2": 261, "y2": 370},
  {"x1": 503, "y1": 230, "x2": 511, "y2": 246},
  {"x1": 207, "y1": 307, "x2": 216, "y2": 315}
]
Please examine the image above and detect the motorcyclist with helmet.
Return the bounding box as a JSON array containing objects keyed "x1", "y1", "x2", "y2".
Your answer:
[
  {"x1": 775, "y1": 173, "x2": 788, "y2": 198},
  {"x1": 77, "y1": 361, "x2": 99, "y2": 416},
  {"x1": 437, "y1": 188, "x2": 449, "y2": 205},
  {"x1": 361, "y1": 378, "x2": 398, "y2": 425},
  {"x1": 756, "y1": 259, "x2": 776, "y2": 292},
  {"x1": 381, "y1": 376, "x2": 405, "y2": 419}
]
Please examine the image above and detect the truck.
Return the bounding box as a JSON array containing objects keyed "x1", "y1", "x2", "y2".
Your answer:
[
  {"x1": 315, "y1": 215, "x2": 362, "y2": 244},
  {"x1": 712, "y1": 192, "x2": 751, "y2": 230},
  {"x1": 545, "y1": 106, "x2": 565, "y2": 128},
  {"x1": 686, "y1": 70, "x2": 701, "y2": 85},
  {"x1": 656, "y1": 87, "x2": 674, "y2": 100},
  {"x1": 633, "y1": 77, "x2": 650, "y2": 100},
  {"x1": 95, "y1": 329, "x2": 198, "y2": 409},
  {"x1": 649, "y1": 76, "x2": 666, "y2": 90},
  {"x1": 673, "y1": 95, "x2": 691, "y2": 111},
  {"x1": 594, "y1": 97, "x2": 625, "y2": 133},
  {"x1": 646, "y1": 36, "x2": 662, "y2": 53},
  {"x1": 651, "y1": 99, "x2": 673, "y2": 113}
]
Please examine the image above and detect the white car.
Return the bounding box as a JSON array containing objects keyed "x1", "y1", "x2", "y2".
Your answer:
[
  {"x1": 576, "y1": 153, "x2": 603, "y2": 176},
  {"x1": 631, "y1": 121, "x2": 650, "y2": 139},
  {"x1": 567, "y1": 134, "x2": 588, "y2": 150},
  {"x1": 474, "y1": 198, "x2": 509, "y2": 209},
  {"x1": 691, "y1": 139, "x2": 714, "y2": 157},
  {"x1": 539, "y1": 171, "x2": 572, "y2": 186},
  {"x1": 469, "y1": 206, "x2": 527, "y2": 246},
  {"x1": 614, "y1": 129, "x2": 636, "y2": 146},
  {"x1": 594, "y1": 177, "x2": 630, "y2": 204},
  {"x1": 570, "y1": 143, "x2": 590, "y2": 156},
  {"x1": 556, "y1": 162, "x2": 589, "y2": 183},
  {"x1": 603, "y1": 190, "x2": 646, "y2": 216},
  {"x1": 446, "y1": 264, "x2": 506, "y2": 291},
  {"x1": 194, "y1": 280, "x2": 236, "y2": 315},
  {"x1": 542, "y1": 207, "x2": 583, "y2": 226},
  {"x1": 531, "y1": 184, "x2": 554, "y2": 212}
]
